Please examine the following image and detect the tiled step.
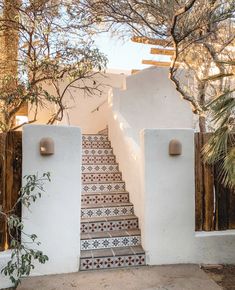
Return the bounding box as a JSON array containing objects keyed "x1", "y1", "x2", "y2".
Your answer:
[
  {"x1": 80, "y1": 133, "x2": 145, "y2": 271},
  {"x1": 81, "y1": 203, "x2": 134, "y2": 218},
  {"x1": 82, "y1": 155, "x2": 116, "y2": 164},
  {"x1": 81, "y1": 191, "x2": 129, "y2": 205},
  {"x1": 81, "y1": 229, "x2": 141, "y2": 250},
  {"x1": 82, "y1": 181, "x2": 125, "y2": 193},
  {"x1": 82, "y1": 164, "x2": 119, "y2": 173},
  {"x1": 82, "y1": 140, "x2": 111, "y2": 149},
  {"x1": 80, "y1": 245, "x2": 145, "y2": 270},
  {"x1": 82, "y1": 148, "x2": 113, "y2": 156},
  {"x1": 81, "y1": 215, "x2": 138, "y2": 233},
  {"x1": 98, "y1": 127, "x2": 108, "y2": 135},
  {"x1": 82, "y1": 135, "x2": 108, "y2": 142},
  {"x1": 82, "y1": 172, "x2": 122, "y2": 183}
]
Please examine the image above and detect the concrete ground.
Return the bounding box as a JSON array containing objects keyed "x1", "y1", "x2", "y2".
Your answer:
[{"x1": 17, "y1": 265, "x2": 222, "y2": 290}]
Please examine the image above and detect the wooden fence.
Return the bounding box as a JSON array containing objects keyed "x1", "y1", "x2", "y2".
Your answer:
[
  {"x1": 0, "y1": 131, "x2": 22, "y2": 251},
  {"x1": 195, "y1": 133, "x2": 235, "y2": 231}
]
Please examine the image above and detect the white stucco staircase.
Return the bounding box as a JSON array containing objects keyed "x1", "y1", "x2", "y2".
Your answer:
[{"x1": 80, "y1": 134, "x2": 145, "y2": 270}]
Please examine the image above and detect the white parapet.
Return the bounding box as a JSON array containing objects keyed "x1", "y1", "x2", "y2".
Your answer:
[{"x1": 22, "y1": 125, "x2": 81, "y2": 276}]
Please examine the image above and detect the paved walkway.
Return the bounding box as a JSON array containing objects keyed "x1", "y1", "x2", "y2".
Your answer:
[{"x1": 17, "y1": 265, "x2": 221, "y2": 290}]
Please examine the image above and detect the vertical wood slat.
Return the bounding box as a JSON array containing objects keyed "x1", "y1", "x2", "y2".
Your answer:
[
  {"x1": 195, "y1": 132, "x2": 235, "y2": 231},
  {"x1": 0, "y1": 131, "x2": 22, "y2": 251},
  {"x1": 202, "y1": 133, "x2": 214, "y2": 231},
  {"x1": 195, "y1": 133, "x2": 203, "y2": 231},
  {"x1": 227, "y1": 134, "x2": 235, "y2": 229},
  {"x1": 195, "y1": 133, "x2": 214, "y2": 231},
  {"x1": 0, "y1": 133, "x2": 6, "y2": 251}
]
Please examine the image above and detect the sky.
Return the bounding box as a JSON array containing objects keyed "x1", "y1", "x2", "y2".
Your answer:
[{"x1": 94, "y1": 32, "x2": 168, "y2": 72}]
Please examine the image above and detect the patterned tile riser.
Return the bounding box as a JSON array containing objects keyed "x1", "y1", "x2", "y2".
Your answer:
[
  {"x1": 81, "y1": 206, "x2": 134, "y2": 218},
  {"x1": 82, "y1": 173, "x2": 122, "y2": 183},
  {"x1": 82, "y1": 155, "x2": 116, "y2": 164},
  {"x1": 82, "y1": 164, "x2": 119, "y2": 173},
  {"x1": 81, "y1": 193, "x2": 129, "y2": 205},
  {"x1": 82, "y1": 141, "x2": 111, "y2": 149},
  {"x1": 82, "y1": 182, "x2": 125, "y2": 193},
  {"x1": 80, "y1": 219, "x2": 138, "y2": 233},
  {"x1": 80, "y1": 134, "x2": 145, "y2": 270},
  {"x1": 83, "y1": 149, "x2": 113, "y2": 156},
  {"x1": 82, "y1": 135, "x2": 108, "y2": 142},
  {"x1": 80, "y1": 254, "x2": 145, "y2": 270},
  {"x1": 81, "y1": 236, "x2": 141, "y2": 250}
]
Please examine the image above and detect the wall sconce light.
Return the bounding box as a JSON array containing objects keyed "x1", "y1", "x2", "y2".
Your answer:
[
  {"x1": 40, "y1": 137, "x2": 54, "y2": 156},
  {"x1": 169, "y1": 139, "x2": 182, "y2": 156}
]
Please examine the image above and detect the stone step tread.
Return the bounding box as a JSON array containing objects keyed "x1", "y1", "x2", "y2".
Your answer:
[
  {"x1": 83, "y1": 140, "x2": 111, "y2": 143},
  {"x1": 82, "y1": 172, "x2": 122, "y2": 183},
  {"x1": 81, "y1": 215, "x2": 139, "y2": 233},
  {"x1": 82, "y1": 202, "x2": 133, "y2": 209},
  {"x1": 83, "y1": 146, "x2": 112, "y2": 150},
  {"x1": 82, "y1": 165, "x2": 119, "y2": 173},
  {"x1": 82, "y1": 182, "x2": 126, "y2": 193},
  {"x1": 83, "y1": 134, "x2": 108, "y2": 137},
  {"x1": 81, "y1": 229, "x2": 141, "y2": 240},
  {"x1": 82, "y1": 172, "x2": 122, "y2": 176},
  {"x1": 82, "y1": 139, "x2": 110, "y2": 142},
  {"x1": 81, "y1": 191, "x2": 129, "y2": 196},
  {"x1": 80, "y1": 245, "x2": 145, "y2": 258},
  {"x1": 83, "y1": 180, "x2": 125, "y2": 185},
  {"x1": 81, "y1": 233, "x2": 141, "y2": 250},
  {"x1": 81, "y1": 214, "x2": 138, "y2": 223},
  {"x1": 81, "y1": 192, "x2": 129, "y2": 204},
  {"x1": 82, "y1": 149, "x2": 114, "y2": 155},
  {"x1": 82, "y1": 156, "x2": 116, "y2": 165},
  {"x1": 82, "y1": 164, "x2": 119, "y2": 169}
]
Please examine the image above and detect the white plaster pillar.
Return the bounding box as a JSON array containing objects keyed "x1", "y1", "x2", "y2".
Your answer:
[
  {"x1": 22, "y1": 125, "x2": 81, "y2": 275},
  {"x1": 140, "y1": 129, "x2": 195, "y2": 265}
]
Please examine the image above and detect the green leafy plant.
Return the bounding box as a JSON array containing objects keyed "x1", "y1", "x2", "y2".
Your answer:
[{"x1": 0, "y1": 172, "x2": 51, "y2": 287}]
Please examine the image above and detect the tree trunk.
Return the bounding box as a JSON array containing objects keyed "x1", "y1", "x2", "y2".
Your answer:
[
  {"x1": 0, "y1": 0, "x2": 20, "y2": 131},
  {"x1": 199, "y1": 115, "x2": 206, "y2": 133}
]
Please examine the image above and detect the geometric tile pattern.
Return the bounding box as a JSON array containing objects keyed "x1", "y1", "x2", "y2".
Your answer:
[
  {"x1": 83, "y1": 148, "x2": 113, "y2": 156},
  {"x1": 82, "y1": 182, "x2": 125, "y2": 193},
  {"x1": 81, "y1": 205, "x2": 134, "y2": 218},
  {"x1": 81, "y1": 235, "x2": 141, "y2": 250},
  {"x1": 82, "y1": 155, "x2": 116, "y2": 164},
  {"x1": 80, "y1": 134, "x2": 145, "y2": 270},
  {"x1": 81, "y1": 192, "x2": 129, "y2": 205},
  {"x1": 82, "y1": 140, "x2": 111, "y2": 149},
  {"x1": 81, "y1": 217, "x2": 138, "y2": 233},
  {"x1": 80, "y1": 254, "x2": 145, "y2": 270},
  {"x1": 82, "y1": 135, "x2": 108, "y2": 142},
  {"x1": 82, "y1": 164, "x2": 119, "y2": 173},
  {"x1": 82, "y1": 172, "x2": 122, "y2": 183}
]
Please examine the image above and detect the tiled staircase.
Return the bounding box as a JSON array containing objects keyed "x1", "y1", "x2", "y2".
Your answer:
[{"x1": 80, "y1": 134, "x2": 145, "y2": 270}]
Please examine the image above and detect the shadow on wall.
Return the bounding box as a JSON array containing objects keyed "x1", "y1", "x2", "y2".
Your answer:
[{"x1": 28, "y1": 71, "x2": 127, "y2": 133}]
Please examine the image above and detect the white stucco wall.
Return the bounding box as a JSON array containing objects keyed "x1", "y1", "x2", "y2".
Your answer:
[
  {"x1": 111, "y1": 67, "x2": 194, "y2": 143},
  {"x1": 22, "y1": 125, "x2": 81, "y2": 276},
  {"x1": 0, "y1": 251, "x2": 14, "y2": 289},
  {"x1": 108, "y1": 110, "x2": 144, "y2": 234},
  {"x1": 28, "y1": 71, "x2": 126, "y2": 134},
  {"x1": 108, "y1": 92, "x2": 235, "y2": 265}
]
